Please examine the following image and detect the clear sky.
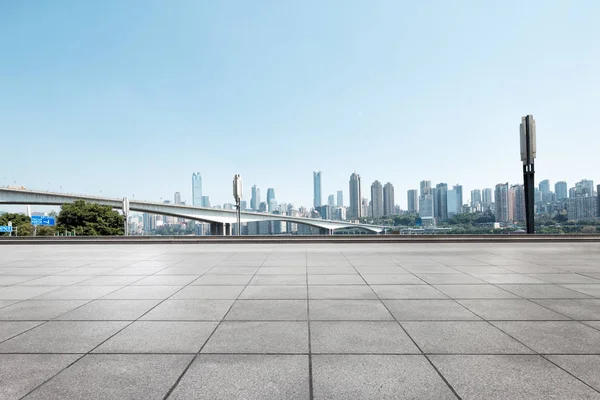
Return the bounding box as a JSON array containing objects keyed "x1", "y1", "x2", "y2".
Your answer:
[{"x1": 1, "y1": 0, "x2": 599, "y2": 212}]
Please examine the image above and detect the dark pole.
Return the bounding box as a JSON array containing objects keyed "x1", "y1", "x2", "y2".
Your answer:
[{"x1": 523, "y1": 116, "x2": 536, "y2": 234}]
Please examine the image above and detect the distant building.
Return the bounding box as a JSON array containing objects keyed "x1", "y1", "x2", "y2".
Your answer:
[
  {"x1": 371, "y1": 180, "x2": 383, "y2": 218},
  {"x1": 251, "y1": 185, "x2": 260, "y2": 211},
  {"x1": 348, "y1": 173, "x2": 362, "y2": 220},
  {"x1": 313, "y1": 171, "x2": 322, "y2": 209},
  {"x1": 362, "y1": 198, "x2": 371, "y2": 218},
  {"x1": 327, "y1": 194, "x2": 335, "y2": 206},
  {"x1": 569, "y1": 187, "x2": 577, "y2": 199},
  {"x1": 471, "y1": 189, "x2": 482, "y2": 207},
  {"x1": 435, "y1": 183, "x2": 448, "y2": 221},
  {"x1": 567, "y1": 197, "x2": 598, "y2": 220},
  {"x1": 259, "y1": 202, "x2": 268, "y2": 213},
  {"x1": 447, "y1": 189, "x2": 458, "y2": 219},
  {"x1": 174, "y1": 192, "x2": 181, "y2": 205},
  {"x1": 240, "y1": 200, "x2": 247, "y2": 211},
  {"x1": 383, "y1": 182, "x2": 395, "y2": 217},
  {"x1": 494, "y1": 183, "x2": 510, "y2": 223},
  {"x1": 201, "y1": 196, "x2": 210, "y2": 208},
  {"x1": 407, "y1": 189, "x2": 418, "y2": 213},
  {"x1": 142, "y1": 213, "x2": 156, "y2": 232},
  {"x1": 510, "y1": 184, "x2": 525, "y2": 222},
  {"x1": 555, "y1": 181, "x2": 568, "y2": 200},
  {"x1": 539, "y1": 180, "x2": 551, "y2": 196},
  {"x1": 419, "y1": 194, "x2": 435, "y2": 220},
  {"x1": 267, "y1": 188, "x2": 276, "y2": 212},
  {"x1": 534, "y1": 188, "x2": 542, "y2": 203},
  {"x1": 192, "y1": 173, "x2": 202, "y2": 207},
  {"x1": 453, "y1": 184, "x2": 463, "y2": 214},
  {"x1": 420, "y1": 180, "x2": 432, "y2": 197},
  {"x1": 575, "y1": 179, "x2": 594, "y2": 197},
  {"x1": 336, "y1": 207, "x2": 347, "y2": 221},
  {"x1": 482, "y1": 188, "x2": 493, "y2": 208},
  {"x1": 336, "y1": 190, "x2": 343, "y2": 207}
]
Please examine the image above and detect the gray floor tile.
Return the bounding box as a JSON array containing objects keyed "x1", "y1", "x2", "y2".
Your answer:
[
  {"x1": 533, "y1": 299, "x2": 600, "y2": 320},
  {"x1": 78, "y1": 276, "x2": 144, "y2": 286},
  {"x1": 527, "y1": 273, "x2": 600, "y2": 284},
  {"x1": 309, "y1": 300, "x2": 393, "y2": 321},
  {"x1": 202, "y1": 321, "x2": 308, "y2": 353},
  {"x1": 0, "y1": 300, "x2": 17, "y2": 309},
  {"x1": 0, "y1": 321, "x2": 44, "y2": 342},
  {"x1": 56, "y1": 299, "x2": 161, "y2": 320},
  {"x1": 191, "y1": 274, "x2": 252, "y2": 285},
  {"x1": 0, "y1": 354, "x2": 81, "y2": 400},
  {"x1": 226, "y1": 300, "x2": 308, "y2": 320},
  {"x1": 492, "y1": 321, "x2": 600, "y2": 353},
  {"x1": 256, "y1": 267, "x2": 307, "y2": 275},
  {"x1": 169, "y1": 355, "x2": 309, "y2": 400},
  {"x1": 354, "y1": 266, "x2": 407, "y2": 274},
  {"x1": 458, "y1": 299, "x2": 569, "y2": 320},
  {"x1": 308, "y1": 285, "x2": 377, "y2": 299},
  {"x1": 434, "y1": 285, "x2": 518, "y2": 299},
  {"x1": 384, "y1": 300, "x2": 480, "y2": 321},
  {"x1": 18, "y1": 275, "x2": 91, "y2": 286},
  {"x1": 547, "y1": 355, "x2": 600, "y2": 391},
  {"x1": 33, "y1": 285, "x2": 123, "y2": 300},
  {"x1": 0, "y1": 300, "x2": 89, "y2": 320},
  {"x1": 171, "y1": 285, "x2": 244, "y2": 299},
  {"x1": 471, "y1": 273, "x2": 546, "y2": 284},
  {"x1": 362, "y1": 274, "x2": 425, "y2": 284},
  {"x1": 56, "y1": 267, "x2": 119, "y2": 276},
  {"x1": 101, "y1": 285, "x2": 182, "y2": 300},
  {"x1": 25, "y1": 354, "x2": 192, "y2": 400},
  {"x1": 499, "y1": 284, "x2": 592, "y2": 299},
  {"x1": 141, "y1": 299, "x2": 233, "y2": 321},
  {"x1": 240, "y1": 285, "x2": 307, "y2": 299},
  {"x1": 310, "y1": 321, "x2": 419, "y2": 354},
  {"x1": 307, "y1": 267, "x2": 357, "y2": 274},
  {"x1": 208, "y1": 266, "x2": 259, "y2": 274},
  {"x1": 0, "y1": 276, "x2": 41, "y2": 285},
  {"x1": 131, "y1": 275, "x2": 200, "y2": 286},
  {"x1": 583, "y1": 321, "x2": 600, "y2": 330},
  {"x1": 561, "y1": 284, "x2": 600, "y2": 297},
  {"x1": 402, "y1": 321, "x2": 532, "y2": 354},
  {"x1": 94, "y1": 321, "x2": 217, "y2": 353},
  {"x1": 0, "y1": 286, "x2": 62, "y2": 300},
  {"x1": 308, "y1": 275, "x2": 365, "y2": 285},
  {"x1": 0, "y1": 321, "x2": 128, "y2": 353},
  {"x1": 249, "y1": 275, "x2": 307, "y2": 285},
  {"x1": 430, "y1": 355, "x2": 600, "y2": 400},
  {"x1": 415, "y1": 273, "x2": 485, "y2": 284},
  {"x1": 155, "y1": 266, "x2": 212, "y2": 275},
  {"x1": 403, "y1": 265, "x2": 459, "y2": 273},
  {"x1": 372, "y1": 285, "x2": 448, "y2": 299},
  {"x1": 451, "y1": 265, "x2": 513, "y2": 274},
  {"x1": 312, "y1": 355, "x2": 457, "y2": 399}
]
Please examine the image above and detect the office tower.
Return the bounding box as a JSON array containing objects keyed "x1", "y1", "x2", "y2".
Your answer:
[
  {"x1": 482, "y1": 188, "x2": 493, "y2": 207},
  {"x1": 370, "y1": 180, "x2": 383, "y2": 218},
  {"x1": 240, "y1": 200, "x2": 247, "y2": 211},
  {"x1": 575, "y1": 179, "x2": 594, "y2": 197},
  {"x1": 509, "y1": 184, "x2": 525, "y2": 222},
  {"x1": 420, "y1": 180, "x2": 432, "y2": 196},
  {"x1": 447, "y1": 189, "x2": 458, "y2": 218},
  {"x1": 328, "y1": 194, "x2": 335, "y2": 206},
  {"x1": 348, "y1": 173, "x2": 362, "y2": 220},
  {"x1": 251, "y1": 185, "x2": 261, "y2": 211},
  {"x1": 383, "y1": 182, "x2": 395, "y2": 217},
  {"x1": 407, "y1": 190, "x2": 418, "y2": 213},
  {"x1": 435, "y1": 183, "x2": 448, "y2": 221},
  {"x1": 454, "y1": 184, "x2": 463, "y2": 212},
  {"x1": 192, "y1": 173, "x2": 202, "y2": 207},
  {"x1": 362, "y1": 198, "x2": 371, "y2": 218},
  {"x1": 471, "y1": 190, "x2": 482, "y2": 207},
  {"x1": 494, "y1": 183, "x2": 510, "y2": 223},
  {"x1": 555, "y1": 181, "x2": 568, "y2": 200},
  {"x1": 336, "y1": 190, "x2": 343, "y2": 207},
  {"x1": 419, "y1": 193, "x2": 435, "y2": 220},
  {"x1": 174, "y1": 192, "x2": 181, "y2": 205},
  {"x1": 259, "y1": 202, "x2": 268, "y2": 212},
  {"x1": 568, "y1": 197, "x2": 598, "y2": 220},
  {"x1": 539, "y1": 180, "x2": 551, "y2": 196},
  {"x1": 201, "y1": 196, "x2": 210, "y2": 208},
  {"x1": 534, "y1": 188, "x2": 542, "y2": 203},
  {"x1": 313, "y1": 171, "x2": 322, "y2": 209}
]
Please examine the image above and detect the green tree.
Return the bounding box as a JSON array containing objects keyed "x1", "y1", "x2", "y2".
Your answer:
[
  {"x1": 58, "y1": 200, "x2": 124, "y2": 236},
  {"x1": 0, "y1": 213, "x2": 32, "y2": 236}
]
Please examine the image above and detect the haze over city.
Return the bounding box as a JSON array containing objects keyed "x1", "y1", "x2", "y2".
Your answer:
[{"x1": 1, "y1": 1, "x2": 599, "y2": 210}]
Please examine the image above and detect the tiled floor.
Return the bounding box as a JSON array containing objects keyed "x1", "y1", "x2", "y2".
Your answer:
[{"x1": 0, "y1": 242, "x2": 600, "y2": 399}]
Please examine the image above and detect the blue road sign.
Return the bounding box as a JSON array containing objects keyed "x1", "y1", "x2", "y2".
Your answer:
[
  {"x1": 31, "y1": 216, "x2": 56, "y2": 226},
  {"x1": 0, "y1": 226, "x2": 13, "y2": 233}
]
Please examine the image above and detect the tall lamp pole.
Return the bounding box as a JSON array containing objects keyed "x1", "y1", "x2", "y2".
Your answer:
[
  {"x1": 233, "y1": 174, "x2": 242, "y2": 236},
  {"x1": 520, "y1": 115, "x2": 536, "y2": 234}
]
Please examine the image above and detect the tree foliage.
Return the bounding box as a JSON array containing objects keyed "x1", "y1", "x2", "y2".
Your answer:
[
  {"x1": 57, "y1": 200, "x2": 124, "y2": 236},
  {"x1": 0, "y1": 213, "x2": 32, "y2": 236}
]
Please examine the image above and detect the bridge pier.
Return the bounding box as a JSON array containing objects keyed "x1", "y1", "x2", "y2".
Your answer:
[{"x1": 225, "y1": 223, "x2": 232, "y2": 236}]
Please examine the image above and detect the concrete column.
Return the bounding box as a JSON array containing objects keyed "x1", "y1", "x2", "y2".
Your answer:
[
  {"x1": 225, "y1": 223, "x2": 232, "y2": 236},
  {"x1": 210, "y1": 222, "x2": 225, "y2": 236}
]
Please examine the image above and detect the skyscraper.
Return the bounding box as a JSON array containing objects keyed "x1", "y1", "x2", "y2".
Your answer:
[
  {"x1": 348, "y1": 173, "x2": 362, "y2": 220},
  {"x1": 201, "y1": 196, "x2": 210, "y2": 208},
  {"x1": 510, "y1": 184, "x2": 525, "y2": 222},
  {"x1": 482, "y1": 188, "x2": 493, "y2": 207},
  {"x1": 435, "y1": 183, "x2": 448, "y2": 221},
  {"x1": 192, "y1": 173, "x2": 202, "y2": 207},
  {"x1": 383, "y1": 182, "x2": 394, "y2": 217},
  {"x1": 454, "y1": 184, "x2": 463, "y2": 213},
  {"x1": 371, "y1": 180, "x2": 383, "y2": 218},
  {"x1": 555, "y1": 181, "x2": 568, "y2": 200},
  {"x1": 407, "y1": 190, "x2": 418, "y2": 213},
  {"x1": 313, "y1": 171, "x2": 322, "y2": 209},
  {"x1": 336, "y1": 190, "x2": 343, "y2": 207},
  {"x1": 494, "y1": 183, "x2": 509, "y2": 223},
  {"x1": 447, "y1": 189, "x2": 458, "y2": 218},
  {"x1": 575, "y1": 179, "x2": 594, "y2": 197},
  {"x1": 420, "y1": 180, "x2": 432, "y2": 196},
  {"x1": 251, "y1": 185, "x2": 260, "y2": 211},
  {"x1": 327, "y1": 194, "x2": 335, "y2": 206},
  {"x1": 174, "y1": 192, "x2": 181, "y2": 205},
  {"x1": 267, "y1": 188, "x2": 276, "y2": 212},
  {"x1": 539, "y1": 180, "x2": 551, "y2": 196},
  {"x1": 471, "y1": 190, "x2": 482, "y2": 206}
]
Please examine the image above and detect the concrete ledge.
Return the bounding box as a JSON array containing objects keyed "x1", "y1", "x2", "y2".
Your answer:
[{"x1": 1, "y1": 234, "x2": 600, "y2": 245}]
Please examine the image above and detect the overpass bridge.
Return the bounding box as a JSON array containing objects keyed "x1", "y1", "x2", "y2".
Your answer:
[{"x1": 0, "y1": 187, "x2": 385, "y2": 235}]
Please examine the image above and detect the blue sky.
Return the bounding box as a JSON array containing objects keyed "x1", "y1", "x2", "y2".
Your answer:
[{"x1": 1, "y1": 0, "x2": 599, "y2": 211}]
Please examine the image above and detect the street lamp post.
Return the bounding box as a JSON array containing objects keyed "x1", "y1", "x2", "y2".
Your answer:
[
  {"x1": 520, "y1": 115, "x2": 536, "y2": 234},
  {"x1": 233, "y1": 174, "x2": 243, "y2": 236}
]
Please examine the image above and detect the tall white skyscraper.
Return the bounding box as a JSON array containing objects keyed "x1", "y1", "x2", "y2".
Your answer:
[
  {"x1": 348, "y1": 173, "x2": 362, "y2": 220},
  {"x1": 251, "y1": 185, "x2": 261, "y2": 211},
  {"x1": 371, "y1": 180, "x2": 383, "y2": 218},
  {"x1": 336, "y1": 190, "x2": 343, "y2": 207},
  {"x1": 313, "y1": 171, "x2": 322, "y2": 209},
  {"x1": 192, "y1": 173, "x2": 202, "y2": 207},
  {"x1": 383, "y1": 182, "x2": 395, "y2": 217}
]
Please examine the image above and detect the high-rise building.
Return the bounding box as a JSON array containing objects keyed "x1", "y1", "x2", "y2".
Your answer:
[
  {"x1": 510, "y1": 184, "x2": 525, "y2": 222},
  {"x1": 192, "y1": 173, "x2": 202, "y2": 207},
  {"x1": 447, "y1": 189, "x2": 458, "y2": 218},
  {"x1": 362, "y1": 198, "x2": 371, "y2": 218},
  {"x1": 494, "y1": 183, "x2": 510, "y2": 223},
  {"x1": 567, "y1": 197, "x2": 598, "y2": 220},
  {"x1": 348, "y1": 173, "x2": 362, "y2": 220},
  {"x1": 534, "y1": 188, "x2": 542, "y2": 203},
  {"x1": 313, "y1": 171, "x2": 322, "y2": 209},
  {"x1": 569, "y1": 187, "x2": 577, "y2": 199},
  {"x1": 539, "y1": 180, "x2": 551, "y2": 196},
  {"x1": 327, "y1": 194, "x2": 335, "y2": 206},
  {"x1": 420, "y1": 180, "x2": 432, "y2": 196},
  {"x1": 482, "y1": 188, "x2": 493, "y2": 207},
  {"x1": 471, "y1": 190, "x2": 482, "y2": 207},
  {"x1": 383, "y1": 182, "x2": 394, "y2": 217},
  {"x1": 240, "y1": 200, "x2": 247, "y2": 211},
  {"x1": 201, "y1": 196, "x2": 210, "y2": 208},
  {"x1": 555, "y1": 181, "x2": 568, "y2": 200},
  {"x1": 435, "y1": 183, "x2": 448, "y2": 221},
  {"x1": 407, "y1": 190, "x2": 418, "y2": 213},
  {"x1": 174, "y1": 192, "x2": 181, "y2": 205},
  {"x1": 575, "y1": 179, "x2": 594, "y2": 197},
  {"x1": 454, "y1": 184, "x2": 463, "y2": 213},
  {"x1": 259, "y1": 202, "x2": 268, "y2": 213},
  {"x1": 336, "y1": 190, "x2": 343, "y2": 207},
  {"x1": 419, "y1": 194, "x2": 435, "y2": 220},
  {"x1": 370, "y1": 180, "x2": 383, "y2": 218},
  {"x1": 251, "y1": 185, "x2": 261, "y2": 211}
]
